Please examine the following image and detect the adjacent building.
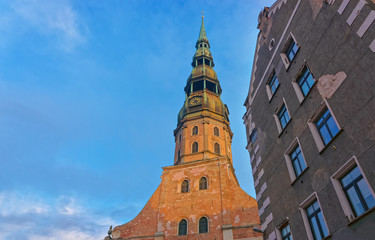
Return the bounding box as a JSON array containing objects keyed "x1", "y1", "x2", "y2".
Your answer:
[
  {"x1": 110, "y1": 18, "x2": 262, "y2": 240},
  {"x1": 243, "y1": 0, "x2": 375, "y2": 239}
]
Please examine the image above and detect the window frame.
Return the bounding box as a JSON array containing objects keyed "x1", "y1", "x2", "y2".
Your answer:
[
  {"x1": 199, "y1": 176, "x2": 208, "y2": 190},
  {"x1": 280, "y1": 33, "x2": 299, "y2": 69},
  {"x1": 273, "y1": 99, "x2": 292, "y2": 134},
  {"x1": 299, "y1": 192, "x2": 330, "y2": 240},
  {"x1": 214, "y1": 126, "x2": 220, "y2": 137},
  {"x1": 278, "y1": 223, "x2": 293, "y2": 240},
  {"x1": 181, "y1": 179, "x2": 190, "y2": 193},
  {"x1": 292, "y1": 64, "x2": 316, "y2": 103},
  {"x1": 178, "y1": 219, "x2": 188, "y2": 236},
  {"x1": 331, "y1": 156, "x2": 375, "y2": 222},
  {"x1": 307, "y1": 100, "x2": 341, "y2": 152},
  {"x1": 192, "y1": 142, "x2": 199, "y2": 153},
  {"x1": 214, "y1": 142, "x2": 220, "y2": 155},
  {"x1": 284, "y1": 138, "x2": 308, "y2": 183},
  {"x1": 266, "y1": 71, "x2": 280, "y2": 100},
  {"x1": 198, "y1": 216, "x2": 209, "y2": 234},
  {"x1": 192, "y1": 126, "x2": 198, "y2": 135}
]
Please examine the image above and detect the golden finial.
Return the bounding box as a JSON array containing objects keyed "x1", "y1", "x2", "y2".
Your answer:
[{"x1": 202, "y1": 11, "x2": 204, "y2": 19}]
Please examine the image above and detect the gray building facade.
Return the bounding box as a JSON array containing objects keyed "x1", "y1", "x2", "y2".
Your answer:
[{"x1": 243, "y1": 0, "x2": 375, "y2": 239}]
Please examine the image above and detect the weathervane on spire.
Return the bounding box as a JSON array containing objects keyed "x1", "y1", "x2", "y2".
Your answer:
[{"x1": 202, "y1": 11, "x2": 204, "y2": 19}]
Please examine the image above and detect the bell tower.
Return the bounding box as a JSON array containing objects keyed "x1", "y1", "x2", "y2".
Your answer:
[
  {"x1": 111, "y1": 17, "x2": 262, "y2": 240},
  {"x1": 174, "y1": 16, "x2": 233, "y2": 166}
]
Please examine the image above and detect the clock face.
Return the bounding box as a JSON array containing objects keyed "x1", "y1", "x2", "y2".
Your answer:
[{"x1": 189, "y1": 97, "x2": 201, "y2": 106}]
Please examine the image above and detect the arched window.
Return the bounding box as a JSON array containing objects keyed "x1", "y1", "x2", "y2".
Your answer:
[
  {"x1": 199, "y1": 217, "x2": 208, "y2": 233},
  {"x1": 192, "y1": 126, "x2": 198, "y2": 135},
  {"x1": 192, "y1": 142, "x2": 198, "y2": 153},
  {"x1": 214, "y1": 143, "x2": 220, "y2": 154},
  {"x1": 178, "y1": 219, "x2": 187, "y2": 236},
  {"x1": 177, "y1": 150, "x2": 181, "y2": 161},
  {"x1": 181, "y1": 180, "x2": 189, "y2": 193},
  {"x1": 199, "y1": 177, "x2": 208, "y2": 190},
  {"x1": 214, "y1": 127, "x2": 219, "y2": 136},
  {"x1": 179, "y1": 134, "x2": 182, "y2": 143}
]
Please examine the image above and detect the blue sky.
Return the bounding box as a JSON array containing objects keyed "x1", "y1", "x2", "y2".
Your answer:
[{"x1": 0, "y1": 0, "x2": 275, "y2": 239}]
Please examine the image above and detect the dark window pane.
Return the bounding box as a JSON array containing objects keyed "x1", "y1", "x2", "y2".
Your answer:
[
  {"x1": 250, "y1": 129, "x2": 257, "y2": 143},
  {"x1": 306, "y1": 200, "x2": 328, "y2": 240},
  {"x1": 193, "y1": 80, "x2": 204, "y2": 92},
  {"x1": 199, "y1": 217, "x2": 208, "y2": 233},
  {"x1": 290, "y1": 145, "x2": 306, "y2": 177},
  {"x1": 214, "y1": 143, "x2": 220, "y2": 154},
  {"x1": 206, "y1": 81, "x2": 216, "y2": 93},
  {"x1": 192, "y1": 126, "x2": 198, "y2": 135},
  {"x1": 286, "y1": 40, "x2": 298, "y2": 62},
  {"x1": 192, "y1": 142, "x2": 198, "y2": 153},
  {"x1": 214, "y1": 127, "x2": 220, "y2": 136},
  {"x1": 281, "y1": 224, "x2": 293, "y2": 240},
  {"x1": 178, "y1": 219, "x2": 187, "y2": 235},
  {"x1": 181, "y1": 180, "x2": 189, "y2": 193},
  {"x1": 197, "y1": 58, "x2": 203, "y2": 65},
  {"x1": 204, "y1": 59, "x2": 210, "y2": 66},
  {"x1": 297, "y1": 67, "x2": 315, "y2": 97},
  {"x1": 278, "y1": 105, "x2": 290, "y2": 129},
  {"x1": 316, "y1": 109, "x2": 339, "y2": 145},
  {"x1": 268, "y1": 73, "x2": 279, "y2": 95},
  {"x1": 199, "y1": 177, "x2": 207, "y2": 190}
]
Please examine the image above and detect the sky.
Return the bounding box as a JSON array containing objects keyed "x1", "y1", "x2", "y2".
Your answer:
[{"x1": 0, "y1": 0, "x2": 276, "y2": 239}]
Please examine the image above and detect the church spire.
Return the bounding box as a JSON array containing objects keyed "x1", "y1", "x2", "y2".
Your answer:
[{"x1": 196, "y1": 14, "x2": 210, "y2": 49}]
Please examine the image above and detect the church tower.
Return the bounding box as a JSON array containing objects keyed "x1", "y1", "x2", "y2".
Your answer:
[{"x1": 111, "y1": 18, "x2": 262, "y2": 240}]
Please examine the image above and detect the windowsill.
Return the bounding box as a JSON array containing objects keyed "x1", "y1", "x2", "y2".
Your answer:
[
  {"x1": 291, "y1": 166, "x2": 309, "y2": 185},
  {"x1": 318, "y1": 129, "x2": 344, "y2": 154},
  {"x1": 268, "y1": 85, "x2": 280, "y2": 103},
  {"x1": 278, "y1": 119, "x2": 292, "y2": 138},
  {"x1": 348, "y1": 206, "x2": 375, "y2": 226}
]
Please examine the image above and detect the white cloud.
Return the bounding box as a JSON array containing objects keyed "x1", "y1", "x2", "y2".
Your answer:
[
  {"x1": 0, "y1": 191, "x2": 50, "y2": 216},
  {"x1": 10, "y1": 0, "x2": 85, "y2": 50}
]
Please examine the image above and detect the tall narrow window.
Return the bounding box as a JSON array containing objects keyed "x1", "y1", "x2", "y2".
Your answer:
[
  {"x1": 290, "y1": 145, "x2": 307, "y2": 177},
  {"x1": 306, "y1": 200, "x2": 329, "y2": 240},
  {"x1": 341, "y1": 166, "x2": 375, "y2": 217},
  {"x1": 315, "y1": 108, "x2": 339, "y2": 145},
  {"x1": 214, "y1": 143, "x2": 220, "y2": 154},
  {"x1": 181, "y1": 180, "x2": 189, "y2": 193},
  {"x1": 192, "y1": 126, "x2": 198, "y2": 135},
  {"x1": 177, "y1": 150, "x2": 181, "y2": 162},
  {"x1": 214, "y1": 127, "x2": 220, "y2": 136},
  {"x1": 268, "y1": 72, "x2": 280, "y2": 96},
  {"x1": 199, "y1": 177, "x2": 208, "y2": 190},
  {"x1": 297, "y1": 66, "x2": 315, "y2": 97},
  {"x1": 278, "y1": 104, "x2": 290, "y2": 129},
  {"x1": 199, "y1": 217, "x2": 208, "y2": 233},
  {"x1": 250, "y1": 129, "x2": 258, "y2": 143},
  {"x1": 192, "y1": 142, "x2": 198, "y2": 153},
  {"x1": 179, "y1": 134, "x2": 182, "y2": 143},
  {"x1": 286, "y1": 39, "x2": 298, "y2": 62},
  {"x1": 280, "y1": 223, "x2": 293, "y2": 240},
  {"x1": 178, "y1": 219, "x2": 187, "y2": 235}
]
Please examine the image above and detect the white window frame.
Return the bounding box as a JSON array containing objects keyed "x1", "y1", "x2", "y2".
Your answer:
[
  {"x1": 299, "y1": 192, "x2": 330, "y2": 240},
  {"x1": 307, "y1": 99, "x2": 342, "y2": 152},
  {"x1": 280, "y1": 32, "x2": 299, "y2": 69},
  {"x1": 292, "y1": 63, "x2": 316, "y2": 103},
  {"x1": 331, "y1": 156, "x2": 375, "y2": 222},
  {"x1": 275, "y1": 222, "x2": 294, "y2": 240},
  {"x1": 284, "y1": 137, "x2": 308, "y2": 183},
  {"x1": 273, "y1": 98, "x2": 292, "y2": 134}
]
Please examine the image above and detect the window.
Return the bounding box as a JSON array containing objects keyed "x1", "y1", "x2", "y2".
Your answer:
[
  {"x1": 286, "y1": 39, "x2": 298, "y2": 62},
  {"x1": 297, "y1": 66, "x2": 315, "y2": 97},
  {"x1": 250, "y1": 129, "x2": 257, "y2": 143},
  {"x1": 192, "y1": 142, "x2": 198, "y2": 153},
  {"x1": 181, "y1": 180, "x2": 189, "y2": 193},
  {"x1": 197, "y1": 58, "x2": 203, "y2": 65},
  {"x1": 179, "y1": 134, "x2": 182, "y2": 143},
  {"x1": 315, "y1": 108, "x2": 339, "y2": 146},
  {"x1": 278, "y1": 104, "x2": 290, "y2": 129},
  {"x1": 300, "y1": 193, "x2": 329, "y2": 240},
  {"x1": 280, "y1": 224, "x2": 293, "y2": 240},
  {"x1": 331, "y1": 156, "x2": 375, "y2": 221},
  {"x1": 178, "y1": 219, "x2": 187, "y2": 235},
  {"x1": 192, "y1": 126, "x2": 198, "y2": 135},
  {"x1": 306, "y1": 200, "x2": 329, "y2": 240},
  {"x1": 341, "y1": 166, "x2": 375, "y2": 217},
  {"x1": 214, "y1": 143, "x2": 220, "y2": 154},
  {"x1": 206, "y1": 81, "x2": 217, "y2": 93},
  {"x1": 199, "y1": 177, "x2": 208, "y2": 190},
  {"x1": 204, "y1": 59, "x2": 210, "y2": 66},
  {"x1": 177, "y1": 150, "x2": 181, "y2": 162},
  {"x1": 308, "y1": 101, "x2": 341, "y2": 152},
  {"x1": 268, "y1": 72, "x2": 280, "y2": 96},
  {"x1": 199, "y1": 217, "x2": 208, "y2": 233},
  {"x1": 280, "y1": 33, "x2": 299, "y2": 69},
  {"x1": 290, "y1": 145, "x2": 307, "y2": 177},
  {"x1": 193, "y1": 80, "x2": 204, "y2": 92},
  {"x1": 284, "y1": 138, "x2": 308, "y2": 183},
  {"x1": 214, "y1": 127, "x2": 219, "y2": 136}
]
